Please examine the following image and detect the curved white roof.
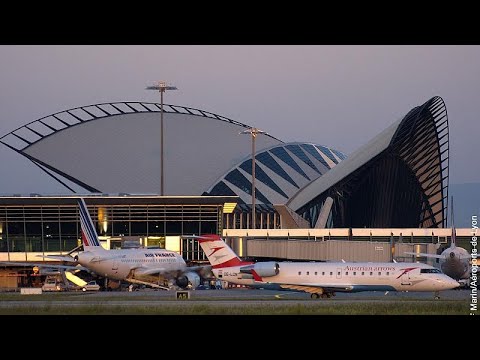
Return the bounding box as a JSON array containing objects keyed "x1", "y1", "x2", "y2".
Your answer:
[{"x1": 1, "y1": 103, "x2": 282, "y2": 195}]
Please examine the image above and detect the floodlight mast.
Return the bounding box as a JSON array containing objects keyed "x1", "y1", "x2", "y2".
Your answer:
[
  {"x1": 146, "y1": 81, "x2": 178, "y2": 196},
  {"x1": 239, "y1": 127, "x2": 267, "y2": 229}
]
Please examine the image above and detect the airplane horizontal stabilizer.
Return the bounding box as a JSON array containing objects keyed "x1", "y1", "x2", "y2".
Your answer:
[
  {"x1": 404, "y1": 252, "x2": 444, "y2": 259},
  {"x1": 0, "y1": 261, "x2": 87, "y2": 271},
  {"x1": 36, "y1": 255, "x2": 76, "y2": 262}
]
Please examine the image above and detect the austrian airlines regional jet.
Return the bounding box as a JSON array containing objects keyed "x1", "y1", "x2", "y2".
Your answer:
[
  {"x1": 75, "y1": 198, "x2": 203, "y2": 289},
  {"x1": 198, "y1": 234, "x2": 459, "y2": 298}
]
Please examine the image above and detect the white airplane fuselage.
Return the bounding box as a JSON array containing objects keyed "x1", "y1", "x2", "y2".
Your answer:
[
  {"x1": 77, "y1": 249, "x2": 187, "y2": 281},
  {"x1": 214, "y1": 261, "x2": 459, "y2": 293}
]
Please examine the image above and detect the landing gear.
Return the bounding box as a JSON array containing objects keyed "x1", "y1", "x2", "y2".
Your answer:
[
  {"x1": 434, "y1": 291, "x2": 440, "y2": 300},
  {"x1": 311, "y1": 292, "x2": 334, "y2": 299}
]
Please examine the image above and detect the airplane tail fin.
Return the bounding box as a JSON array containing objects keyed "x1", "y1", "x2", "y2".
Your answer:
[
  {"x1": 450, "y1": 196, "x2": 456, "y2": 248},
  {"x1": 198, "y1": 234, "x2": 245, "y2": 268},
  {"x1": 78, "y1": 198, "x2": 104, "y2": 251}
]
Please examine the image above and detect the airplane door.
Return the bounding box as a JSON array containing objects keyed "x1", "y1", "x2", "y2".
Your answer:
[
  {"x1": 400, "y1": 270, "x2": 412, "y2": 286},
  {"x1": 112, "y1": 260, "x2": 118, "y2": 271},
  {"x1": 336, "y1": 268, "x2": 342, "y2": 279}
]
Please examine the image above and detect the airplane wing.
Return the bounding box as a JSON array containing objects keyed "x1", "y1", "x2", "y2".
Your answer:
[
  {"x1": 0, "y1": 261, "x2": 87, "y2": 271},
  {"x1": 89, "y1": 254, "x2": 127, "y2": 263},
  {"x1": 279, "y1": 283, "x2": 354, "y2": 294},
  {"x1": 186, "y1": 264, "x2": 212, "y2": 272},
  {"x1": 132, "y1": 264, "x2": 211, "y2": 277},
  {"x1": 36, "y1": 255, "x2": 76, "y2": 262},
  {"x1": 404, "y1": 251, "x2": 444, "y2": 259},
  {"x1": 134, "y1": 267, "x2": 168, "y2": 276}
]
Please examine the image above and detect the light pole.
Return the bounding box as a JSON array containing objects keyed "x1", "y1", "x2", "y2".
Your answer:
[
  {"x1": 240, "y1": 127, "x2": 266, "y2": 229},
  {"x1": 146, "y1": 81, "x2": 177, "y2": 195}
]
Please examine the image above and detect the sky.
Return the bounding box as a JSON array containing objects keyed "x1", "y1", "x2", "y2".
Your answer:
[{"x1": 0, "y1": 45, "x2": 479, "y2": 195}]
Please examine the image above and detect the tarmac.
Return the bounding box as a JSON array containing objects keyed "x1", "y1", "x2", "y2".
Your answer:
[{"x1": 0, "y1": 288, "x2": 470, "y2": 308}]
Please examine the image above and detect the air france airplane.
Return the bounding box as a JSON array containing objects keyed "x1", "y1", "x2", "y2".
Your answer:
[
  {"x1": 198, "y1": 234, "x2": 459, "y2": 298},
  {"x1": 74, "y1": 198, "x2": 203, "y2": 289}
]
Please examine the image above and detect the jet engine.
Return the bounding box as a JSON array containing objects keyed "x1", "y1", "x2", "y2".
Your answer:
[
  {"x1": 176, "y1": 272, "x2": 201, "y2": 289},
  {"x1": 240, "y1": 262, "x2": 279, "y2": 277}
]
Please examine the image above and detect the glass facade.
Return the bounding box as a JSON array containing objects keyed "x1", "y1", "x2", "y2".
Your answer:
[
  {"x1": 1, "y1": 206, "x2": 79, "y2": 253},
  {"x1": 224, "y1": 169, "x2": 271, "y2": 204},
  {"x1": 209, "y1": 181, "x2": 240, "y2": 200},
  {"x1": 285, "y1": 144, "x2": 321, "y2": 174},
  {"x1": 256, "y1": 151, "x2": 299, "y2": 189},
  {"x1": 317, "y1": 145, "x2": 341, "y2": 164},
  {"x1": 300, "y1": 144, "x2": 331, "y2": 169},
  {"x1": 270, "y1": 147, "x2": 310, "y2": 180},
  {"x1": 239, "y1": 160, "x2": 289, "y2": 199},
  {"x1": 331, "y1": 148, "x2": 347, "y2": 161},
  {"x1": 0, "y1": 197, "x2": 228, "y2": 262},
  {"x1": 224, "y1": 204, "x2": 280, "y2": 230},
  {"x1": 207, "y1": 143, "x2": 346, "y2": 209}
]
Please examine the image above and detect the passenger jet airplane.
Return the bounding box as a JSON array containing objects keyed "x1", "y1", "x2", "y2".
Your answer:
[
  {"x1": 198, "y1": 234, "x2": 459, "y2": 298},
  {"x1": 1, "y1": 199, "x2": 204, "y2": 290},
  {"x1": 73, "y1": 198, "x2": 203, "y2": 289}
]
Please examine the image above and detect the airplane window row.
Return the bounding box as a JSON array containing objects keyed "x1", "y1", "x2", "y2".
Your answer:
[
  {"x1": 120, "y1": 259, "x2": 173, "y2": 263},
  {"x1": 297, "y1": 271, "x2": 391, "y2": 276}
]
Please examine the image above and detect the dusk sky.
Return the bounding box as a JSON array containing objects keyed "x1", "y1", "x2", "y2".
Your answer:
[{"x1": 0, "y1": 45, "x2": 479, "y2": 195}]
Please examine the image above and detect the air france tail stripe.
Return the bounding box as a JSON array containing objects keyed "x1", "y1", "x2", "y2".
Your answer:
[
  {"x1": 80, "y1": 213, "x2": 96, "y2": 246},
  {"x1": 79, "y1": 206, "x2": 98, "y2": 247},
  {"x1": 79, "y1": 203, "x2": 97, "y2": 246},
  {"x1": 78, "y1": 199, "x2": 100, "y2": 247},
  {"x1": 80, "y1": 202, "x2": 100, "y2": 246}
]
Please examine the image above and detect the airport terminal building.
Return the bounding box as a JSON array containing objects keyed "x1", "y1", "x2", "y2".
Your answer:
[
  {"x1": 0, "y1": 96, "x2": 456, "y2": 288},
  {"x1": 0, "y1": 96, "x2": 449, "y2": 229}
]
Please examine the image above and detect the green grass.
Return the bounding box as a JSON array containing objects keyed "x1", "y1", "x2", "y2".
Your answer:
[{"x1": 0, "y1": 301, "x2": 468, "y2": 315}]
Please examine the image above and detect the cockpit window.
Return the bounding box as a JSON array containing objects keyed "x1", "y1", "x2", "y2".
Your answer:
[{"x1": 420, "y1": 268, "x2": 442, "y2": 274}]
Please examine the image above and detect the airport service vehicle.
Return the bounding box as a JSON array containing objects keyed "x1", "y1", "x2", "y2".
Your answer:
[
  {"x1": 82, "y1": 281, "x2": 100, "y2": 292},
  {"x1": 198, "y1": 234, "x2": 460, "y2": 299},
  {"x1": 41, "y1": 276, "x2": 65, "y2": 292}
]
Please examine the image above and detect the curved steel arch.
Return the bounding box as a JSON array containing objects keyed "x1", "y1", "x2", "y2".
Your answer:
[
  {"x1": 296, "y1": 96, "x2": 449, "y2": 228},
  {"x1": 0, "y1": 102, "x2": 281, "y2": 152},
  {"x1": 0, "y1": 102, "x2": 282, "y2": 193},
  {"x1": 389, "y1": 96, "x2": 449, "y2": 228}
]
